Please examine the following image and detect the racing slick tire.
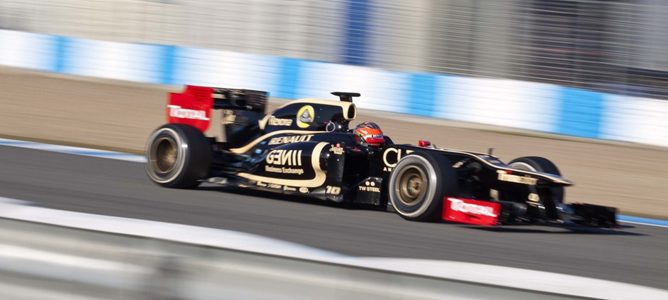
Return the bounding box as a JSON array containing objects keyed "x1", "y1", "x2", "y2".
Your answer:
[
  {"x1": 508, "y1": 156, "x2": 564, "y2": 219},
  {"x1": 145, "y1": 124, "x2": 212, "y2": 188},
  {"x1": 388, "y1": 152, "x2": 457, "y2": 222}
]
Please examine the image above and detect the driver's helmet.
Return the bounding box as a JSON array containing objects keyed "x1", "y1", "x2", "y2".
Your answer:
[{"x1": 354, "y1": 121, "x2": 385, "y2": 147}]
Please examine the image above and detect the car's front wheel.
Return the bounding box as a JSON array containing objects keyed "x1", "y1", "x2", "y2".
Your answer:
[
  {"x1": 388, "y1": 152, "x2": 457, "y2": 221},
  {"x1": 145, "y1": 124, "x2": 211, "y2": 188},
  {"x1": 508, "y1": 156, "x2": 564, "y2": 219}
]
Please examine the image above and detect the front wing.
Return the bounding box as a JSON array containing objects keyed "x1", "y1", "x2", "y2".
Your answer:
[{"x1": 442, "y1": 197, "x2": 618, "y2": 228}]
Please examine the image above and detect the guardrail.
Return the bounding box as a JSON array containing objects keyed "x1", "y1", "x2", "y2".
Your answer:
[
  {"x1": 1, "y1": 197, "x2": 667, "y2": 300},
  {"x1": 1, "y1": 29, "x2": 667, "y2": 148}
]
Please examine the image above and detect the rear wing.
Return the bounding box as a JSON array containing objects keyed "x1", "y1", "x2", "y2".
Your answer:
[
  {"x1": 211, "y1": 87, "x2": 267, "y2": 112},
  {"x1": 167, "y1": 85, "x2": 267, "y2": 132}
]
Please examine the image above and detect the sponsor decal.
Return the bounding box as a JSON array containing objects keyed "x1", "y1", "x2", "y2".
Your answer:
[
  {"x1": 167, "y1": 105, "x2": 210, "y2": 121},
  {"x1": 299, "y1": 187, "x2": 309, "y2": 194},
  {"x1": 326, "y1": 186, "x2": 341, "y2": 195},
  {"x1": 268, "y1": 183, "x2": 282, "y2": 189},
  {"x1": 497, "y1": 170, "x2": 538, "y2": 185},
  {"x1": 229, "y1": 129, "x2": 327, "y2": 154},
  {"x1": 443, "y1": 197, "x2": 500, "y2": 226},
  {"x1": 268, "y1": 116, "x2": 293, "y2": 126},
  {"x1": 382, "y1": 148, "x2": 414, "y2": 172},
  {"x1": 237, "y1": 142, "x2": 328, "y2": 188},
  {"x1": 265, "y1": 165, "x2": 304, "y2": 175},
  {"x1": 449, "y1": 198, "x2": 498, "y2": 217},
  {"x1": 257, "y1": 182, "x2": 268, "y2": 187},
  {"x1": 359, "y1": 186, "x2": 380, "y2": 192},
  {"x1": 283, "y1": 186, "x2": 297, "y2": 192},
  {"x1": 330, "y1": 144, "x2": 344, "y2": 155},
  {"x1": 265, "y1": 149, "x2": 305, "y2": 175},
  {"x1": 296, "y1": 105, "x2": 315, "y2": 129},
  {"x1": 167, "y1": 86, "x2": 213, "y2": 132},
  {"x1": 358, "y1": 180, "x2": 381, "y2": 193},
  {"x1": 268, "y1": 134, "x2": 313, "y2": 145},
  {"x1": 266, "y1": 149, "x2": 303, "y2": 166}
]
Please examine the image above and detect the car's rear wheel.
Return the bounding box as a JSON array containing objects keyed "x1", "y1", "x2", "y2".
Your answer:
[
  {"x1": 508, "y1": 156, "x2": 564, "y2": 219},
  {"x1": 145, "y1": 124, "x2": 211, "y2": 188},
  {"x1": 388, "y1": 152, "x2": 457, "y2": 221}
]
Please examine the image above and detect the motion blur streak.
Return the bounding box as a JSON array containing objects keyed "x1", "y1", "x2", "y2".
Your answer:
[
  {"x1": 2, "y1": 30, "x2": 668, "y2": 147},
  {"x1": 1, "y1": 0, "x2": 667, "y2": 98},
  {"x1": 1, "y1": 1, "x2": 668, "y2": 298},
  {"x1": 0, "y1": 138, "x2": 145, "y2": 162}
]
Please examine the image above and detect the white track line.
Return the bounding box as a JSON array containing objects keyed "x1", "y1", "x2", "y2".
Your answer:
[
  {"x1": 0, "y1": 138, "x2": 145, "y2": 162},
  {"x1": 0, "y1": 196, "x2": 667, "y2": 299}
]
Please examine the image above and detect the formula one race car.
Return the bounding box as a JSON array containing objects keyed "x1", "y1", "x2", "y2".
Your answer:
[{"x1": 145, "y1": 86, "x2": 617, "y2": 227}]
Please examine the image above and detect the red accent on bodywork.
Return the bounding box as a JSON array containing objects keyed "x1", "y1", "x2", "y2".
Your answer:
[
  {"x1": 418, "y1": 140, "x2": 431, "y2": 147},
  {"x1": 167, "y1": 85, "x2": 213, "y2": 132},
  {"x1": 442, "y1": 197, "x2": 500, "y2": 226},
  {"x1": 365, "y1": 137, "x2": 385, "y2": 146}
]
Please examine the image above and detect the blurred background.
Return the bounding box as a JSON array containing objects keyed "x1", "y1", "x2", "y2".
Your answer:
[
  {"x1": 0, "y1": 0, "x2": 667, "y2": 216},
  {"x1": 2, "y1": 0, "x2": 668, "y2": 99},
  {"x1": 2, "y1": 1, "x2": 668, "y2": 299}
]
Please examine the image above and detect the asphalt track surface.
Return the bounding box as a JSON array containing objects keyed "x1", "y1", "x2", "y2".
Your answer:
[
  {"x1": 1, "y1": 145, "x2": 667, "y2": 290},
  {"x1": 2, "y1": 67, "x2": 668, "y2": 218}
]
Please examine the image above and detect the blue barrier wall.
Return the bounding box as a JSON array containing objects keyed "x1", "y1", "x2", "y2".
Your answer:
[{"x1": 1, "y1": 30, "x2": 667, "y2": 148}]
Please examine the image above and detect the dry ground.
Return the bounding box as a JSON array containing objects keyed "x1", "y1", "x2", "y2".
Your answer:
[{"x1": 1, "y1": 67, "x2": 667, "y2": 218}]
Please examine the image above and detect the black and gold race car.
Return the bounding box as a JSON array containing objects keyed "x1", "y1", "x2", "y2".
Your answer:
[{"x1": 145, "y1": 86, "x2": 617, "y2": 227}]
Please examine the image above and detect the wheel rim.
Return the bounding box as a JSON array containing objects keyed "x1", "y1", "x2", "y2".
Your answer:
[
  {"x1": 153, "y1": 137, "x2": 178, "y2": 174},
  {"x1": 395, "y1": 166, "x2": 428, "y2": 206}
]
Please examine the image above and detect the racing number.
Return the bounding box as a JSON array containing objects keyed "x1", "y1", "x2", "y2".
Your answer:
[{"x1": 326, "y1": 186, "x2": 341, "y2": 195}]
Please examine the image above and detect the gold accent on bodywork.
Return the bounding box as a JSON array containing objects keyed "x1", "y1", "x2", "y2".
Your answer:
[
  {"x1": 237, "y1": 142, "x2": 329, "y2": 188},
  {"x1": 274, "y1": 99, "x2": 357, "y2": 120},
  {"x1": 258, "y1": 114, "x2": 270, "y2": 130},
  {"x1": 528, "y1": 193, "x2": 540, "y2": 202},
  {"x1": 258, "y1": 99, "x2": 356, "y2": 130},
  {"x1": 228, "y1": 130, "x2": 326, "y2": 154},
  {"x1": 431, "y1": 147, "x2": 572, "y2": 185},
  {"x1": 497, "y1": 170, "x2": 539, "y2": 185}
]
